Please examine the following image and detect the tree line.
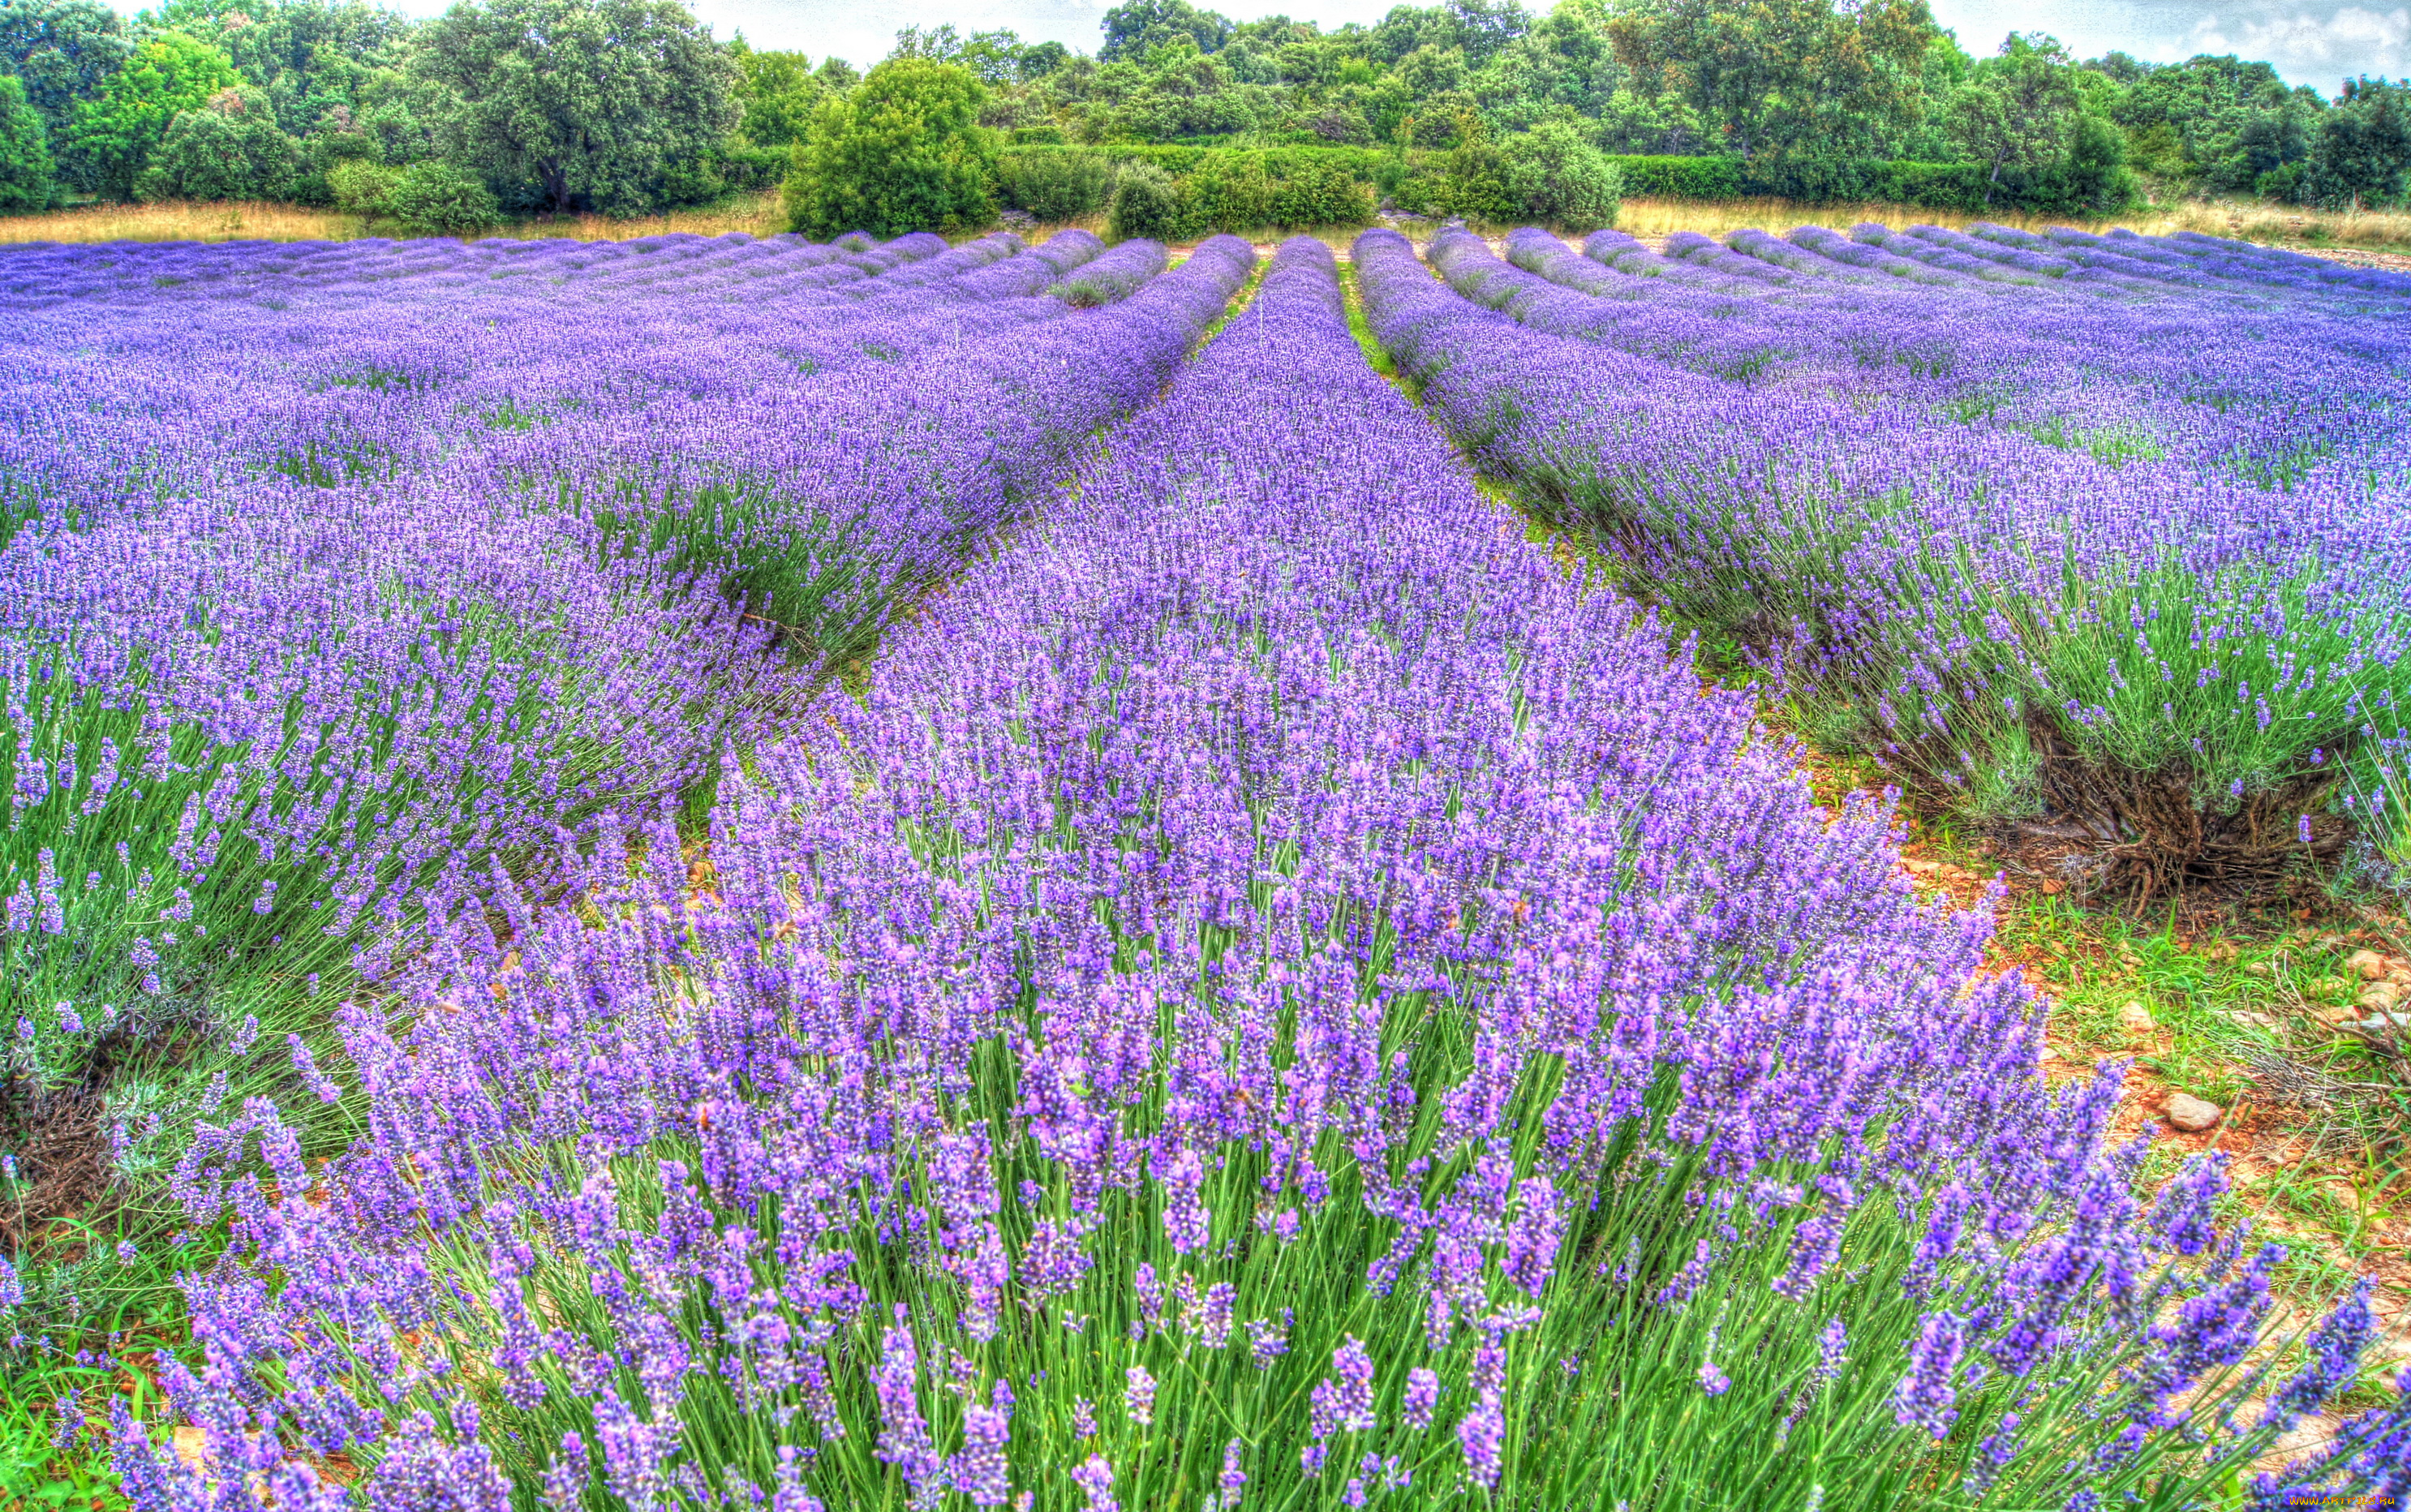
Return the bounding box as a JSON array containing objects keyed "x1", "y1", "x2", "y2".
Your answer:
[{"x1": 0, "y1": 0, "x2": 2402, "y2": 235}]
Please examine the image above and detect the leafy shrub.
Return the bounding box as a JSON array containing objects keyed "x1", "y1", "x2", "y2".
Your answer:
[
  {"x1": 1267, "y1": 158, "x2": 1373, "y2": 226},
  {"x1": 653, "y1": 140, "x2": 786, "y2": 208},
  {"x1": 1604, "y1": 153, "x2": 1744, "y2": 200},
  {"x1": 135, "y1": 87, "x2": 301, "y2": 202},
  {"x1": 327, "y1": 157, "x2": 402, "y2": 217},
  {"x1": 1107, "y1": 160, "x2": 1184, "y2": 241},
  {"x1": 784, "y1": 57, "x2": 998, "y2": 238},
  {"x1": 0, "y1": 72, "x2": 51, "y2": 212},
  {"x1": 998, "y1": 147, "x2": 1111, "y2": 222},
  {"x1": 1184, "y1": 152, "x2": 1273, "y2": 229},
  {"x1": 385, "y1": 159, "x2": 500, "y2": 237},
  {"x1": 1501, "y1": 119, "x2": 1622, "y2": 230},
  {"x1": 1441, "y1": 135, "x2": 1515, "y2": 223}
]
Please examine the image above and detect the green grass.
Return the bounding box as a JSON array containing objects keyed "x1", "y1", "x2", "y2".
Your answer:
[
  {"x1": 1893, "y1": 818, "x2": 2410, "y2": 1291},
  {"x1": 0, "y1": 1223, "x2": 210, "y2": 1511}
]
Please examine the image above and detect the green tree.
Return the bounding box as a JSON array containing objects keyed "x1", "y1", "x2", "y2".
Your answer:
[
  {"x1": 783, "y1": 56, "x2": 995, "y2": 238},
  {"x1": 730, "y1": 39, "x2": 821, "y2": 147},
  {"x1": 410, "y1": 0, "x2": 739, "y2": 215},
  {"x1": 65, "y1": 28, "x2": 236, "y2": 198},
  {"x1": 1502, "y1": 114, "x2": 1621, "y2": 227},
  {"x1": 135, "y1": 84, "x2": 303, "y2": 200},
  {"x1": 2108, "y1": 54, "x2": 2324, "y2": 194},
  {"x1": 1365, "y1": 0, "x2": 1532, "y2": 70},
  {"x1": 2304, "y1": 75, "x2": 2411, "y2": 209},
  {"x1": 0, "y1": 0, "x2": 131, "y2": 191},
  {"x1": 149, "y1": 0, "x2": 416, "y2": 137},
  {"x1": 0, "y1": 71, "x2": 53, "y2": 209},
  {"x1": 1602, "y1": 0, "x2": 1936, "y2": 161},
  {"x1": 1947, "y1": 32, "x2": 2082, "y2": 201},
  {"x1": 891, "y1": 22, "x2": 1055, "y2": 86},
  {"x1": 1099, "y1": 0, "x2": 1234, "y2": 63}
]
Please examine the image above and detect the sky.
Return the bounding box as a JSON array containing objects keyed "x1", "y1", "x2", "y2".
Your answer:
[
  {"x1": 102, "y1": 0, "x2": 2408, "y2": 93},
  {"x1": 683, "y1": 0, "x2": 2404, "y2": 91}
]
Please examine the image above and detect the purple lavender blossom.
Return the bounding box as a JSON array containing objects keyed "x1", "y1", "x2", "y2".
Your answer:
[
  {"x1": 1893, "y1": 1312, "x2": 1966, "y2": 1438},
  {"x1": 1070, "y1": 1454, "x2": 1117, "y2": 1512}
]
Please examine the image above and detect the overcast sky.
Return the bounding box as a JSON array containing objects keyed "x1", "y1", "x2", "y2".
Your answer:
[{"x1": 106, "y1": 0, "x2": 2408, "y2": 93}]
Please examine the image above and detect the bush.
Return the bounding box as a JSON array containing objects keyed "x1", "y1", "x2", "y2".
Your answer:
[
  {"x1": 1267, "y1": 158, "x2": 1373, "y2": 226},
  {"x1": 135, "y1": 87, "x2": 302, "y2": 203},
  {"x1": 654, "y1": 140, "x2": 785, "y2": 208},
  {"x1": 0, "y1": 73, "x2": 51, "y2": 213},
  {"x1": 1442, "y1": 136, "x2": 1515, "y2": 223},
  {"x1": 385, "y1": 159, "x2": 501, "y2": 237},
  {"x1": 784, "y1": 57, "x2": 997, "y2": 238},
  {"x1": 328, "y1": 157, "x2": 402, "y2": 218},
  {"x1": 1107, "y1": 161, "x2": 1185, "y2": 241},
  {"x1": 1502, "y1": 119, "x2": 1622, "y2": 230},
  {"x1": 1605, "y1": 153, "x2": 1744, "y2": 200},
  {"x1": 998, "y1": 148, "x2": 1111, "y2": 222},
  {"x1": 1184, "y1": 152, "x2": 1274, "y2": 229}
]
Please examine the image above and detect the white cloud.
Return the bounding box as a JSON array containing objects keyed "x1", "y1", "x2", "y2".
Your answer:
[{"x1": 2186, "y1": 5, "x2": 2409, "y2": 83}]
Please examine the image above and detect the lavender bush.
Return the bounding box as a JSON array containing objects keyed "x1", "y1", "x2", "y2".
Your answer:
[
  {"x1": 0, "y1": 227, "x2": 1257, "y2": 1338},
  {"x1": 88, "y1": 238, "x2": 2409, "y2": 1510},
  {"x1": 1369, "y1": 225, "x2": 2411, "y2": 899}
]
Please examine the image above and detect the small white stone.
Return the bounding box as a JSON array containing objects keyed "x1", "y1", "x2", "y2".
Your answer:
[
  {"x1": 2117, "y1": 1000, "x2": 2155, "y2": 1035},
  {"x1": 2166, "y1": 1093, "x2": 2224, "y2": 1132}
]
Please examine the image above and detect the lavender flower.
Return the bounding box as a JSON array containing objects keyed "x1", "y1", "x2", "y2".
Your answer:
[
  {"x1": 1893, "y1": 1312, "x2": 1966, "y2": 1438},
  {"x1": 1069, "y1": 1454, "x2": 1116, "y2": 1512}
]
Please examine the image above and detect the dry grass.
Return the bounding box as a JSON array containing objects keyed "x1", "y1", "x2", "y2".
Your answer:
[
  {"x1": 9, "y1": 190, "x2": 2405, "y2": 259},
  {"x1": 1611, "y1": 193, "x2": 2411, "y2": 253},
  {"x1": 0, "y1": 194, "x2": 788, "y2": 246}
]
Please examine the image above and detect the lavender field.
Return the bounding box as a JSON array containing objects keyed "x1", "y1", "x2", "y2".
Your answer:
[{"x1": 0, "y1": 223, "x2": 2406, "y2": 1509}]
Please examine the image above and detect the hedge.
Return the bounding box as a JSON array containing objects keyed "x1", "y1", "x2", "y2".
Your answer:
[
  {"x1": 990, "y1": 143, "x2": 2134, "y2": 226},
  {"x1": 1604, "y1": 155, "x2": 1746, "y2": 200}
]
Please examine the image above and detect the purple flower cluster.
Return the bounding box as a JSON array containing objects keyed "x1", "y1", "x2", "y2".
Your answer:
[
  {"x1": 0, "y1": 227, "x2": 1254, "y2": 1263},
  {"x1": 1362, "y1": 224, "x2": 2411, "y2": 887},
  {"x1": 80, "y1": 233, "x2": 2402, "y2": 1508}
]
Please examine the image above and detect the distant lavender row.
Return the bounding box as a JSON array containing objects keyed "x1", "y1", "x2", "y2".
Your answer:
[
  {"x1": 116, "y1": 238, "x2": 2410, "y2": 1510},
  {"x1": 0, "y1": 230, "x2": 1113, "y2": 523},
  {"x1": 1493, "y1": 226, "x2": 2410, "y2": 488},
  {"x1": 1362, "y1": 225, "x2": 2411, "y2": 896}
]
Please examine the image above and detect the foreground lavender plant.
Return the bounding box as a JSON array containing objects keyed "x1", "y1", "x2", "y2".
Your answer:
[{"x1": 110, "y1": 240, "x2": 2405, "y2": 1510}]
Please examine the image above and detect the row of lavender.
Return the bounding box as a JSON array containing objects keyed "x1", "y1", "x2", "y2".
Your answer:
[
  {"x1": 1497, "y1": 224, "x2": 2408, "y2": 491},
  {"x1": 0, "y1": 227, "x2": 1139, "y2": 528},
  {"x1": 1373, "y1": 224, "x2": 2411, "y2": 898},
  {"x1": 109, "y1": 238, "x2": 2411, "y2": 1510},
  {"x1": 0, "y1": 230, "x2": 1253, "y2": 1304}
]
